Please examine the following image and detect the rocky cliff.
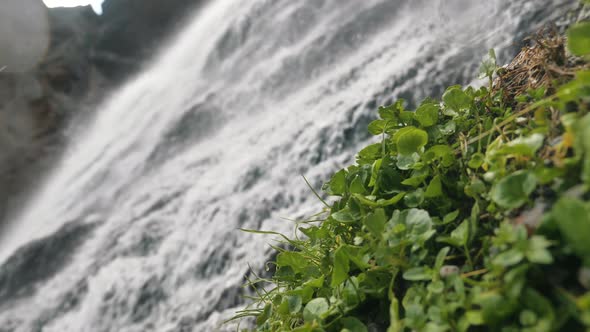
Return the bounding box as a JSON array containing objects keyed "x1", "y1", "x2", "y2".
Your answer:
[
  {"x1": 0, "y1": 0, "x2": 205, "y2": 222},
  {"x1": 95, "y1": 0, "x2": 205, "y2": 80}
]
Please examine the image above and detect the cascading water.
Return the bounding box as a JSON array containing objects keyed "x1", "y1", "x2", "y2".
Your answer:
[{"x1": 0, "y1": 1, "x2": 579, "y2": 331}]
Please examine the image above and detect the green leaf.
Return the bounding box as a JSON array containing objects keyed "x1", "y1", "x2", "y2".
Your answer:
[
  {"x1": 369, "y1": 159, "x2": 382, "y2": 188},
  {"x1": 415, "y1": 102, "x2": 440, "y2": 127},
  {"x1": 393, "y1": 127, "x2": 429, "y2": 155},
  {"x1": 468, "y1": 152, "x2": 485, "y2": 169},
  {"x1": 552, "y1": 197, "x2": 590, "y2": 263},
  {"x1": 434, "y1": 247, "x2": 451, "y2": 271},
  {"x1": 379, "y1": 100, "x2": 404, "y2": 121},
  {"x1": 364, "y1": 208, "x2": 386, "y2": 237},
  {"x1": 475, "y1": 291, "x2": 516, "y2": 324},
  {"x1": 368, "y1": 119, "x2": 394, "y2": 135},
  {"x1": 304, "y1": 276, "x2": 325, "y2": 288},
  {"x1": 303, "y1": 298, "x2": 330, "y2": 322},
  {"x1": 401, "y1": 174, "x2": 428, "y2": 187},
  {"x1": 405, "y1": 208, "x2": 433, "y2": 235},
  {"x1": 497, "y1": 134, "x2": 545, "y2": 157},
  {"x1": 403, "y1": 267, "x2": 433, "y2": 281},
  {"x1": 387, "y1": 270, "x2": 402, "y2": 332},
  {"x1": 396, "y1": 153, "x2": 420, "y2": 170},
  {"x1": 573, "y1": 113, "x2": 590, "y2": 186},
  {"x1": 423, "y1": 145, "x2": 454, "y2": 167},
  {"x1": 424, "y1": 175, "x2": 443, "y2": 198},
  {"x1": 401, "y1": 167, "x2": 430, "y2": 187},
  {"x1": 299, "y1": 226, "x2": 329, "y2": 242},
  {"x1": 567, "y1": 22, "x2": 590, "y2": 56},
  {"x1": 557, "y1": 71, "x2": 590, "y2": 102},
  {"x1": 343, "y1": 245, "x2": 371, "y2": 269},
  {"x1": 277, "y1": 252, "x2": 309, "y2": 273},
  {"x1": 256, "y1": 303, "x2": 272, "y2": 325},
  {"x1": 278, "y1": 295, "x2": 303, "y2": 315},
  {"x1": 438, "y1": 121, "x2": 456, "y2": 136},
  {"x1": 325, "y1": 169, "x2": 346, "y2": 195},
  {"x1": 438, "y1": 219, "x2": 469, "y2": 247},
  {"x1": 342, "y1": 277, "x2": 363, "y2": 308},
  {"x1": 375, "y1": 192, "x2": 406, "y2": 207},
  {"x1": 340, "y1": 317, "x2": 369, "y2": 332},
  {"x1": 490, "y1": 171, "x2": 537, "y2": 209},
  {"x1": 479, "y1": 48, "x2": 497, "y2": 79},
  {"x1": 443, "y1": 86, "x2": 472, "y2": 112},
  {"x1": 350, "y1": 175, "x2": 366, "y2": 194},
  {"x1": 332, "y1": 246, "x2": 350, "y2": 287},
  {"x1": 493, "y1": 249, "x2": 524, "y2": 267},
  {"x1": 442, "y1": 210, "x2": 460, "y2": 224},
  {"x1": 400, "y1": 111, "x2": 415, "y2": 124},
  {"x1": 332, "y1": 208, "x2": 357, "y2": 224},
  {"x1": 428, "y1": 280, "x2": 445, "y2": 294},
  {"x1": 526, "y1": 236, "x2": 553, "y2": 265},
  {"x1": 465, "y1": 311, "x2": 485, "y2": 326},
  {"x1": 522, "y1": 288, "x2": 555, "y2": 325},
  {"x1": 404, "y1": 189, "x2": 425, "y2": 208},
  {"x1": 357, "y1": 143, "x2": 382, "y2": 165}
]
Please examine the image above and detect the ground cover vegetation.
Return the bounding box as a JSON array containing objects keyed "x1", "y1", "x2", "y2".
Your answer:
[{"x1": 233, "y1": 11, "x2": 590, "y2": 332}]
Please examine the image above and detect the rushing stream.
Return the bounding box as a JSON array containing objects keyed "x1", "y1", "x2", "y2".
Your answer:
[{"x1": 0, "y1": 1, "x2": 579, "y2": 331}]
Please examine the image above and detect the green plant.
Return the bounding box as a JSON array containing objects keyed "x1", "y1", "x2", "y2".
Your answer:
[{"x1": 233, "y1": 22, "x2": 590, "y2": 332}]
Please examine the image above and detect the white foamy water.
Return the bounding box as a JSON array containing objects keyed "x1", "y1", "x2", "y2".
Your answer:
[{"x1": 0, "y1": 1, "x2": 578, "y2": 331}]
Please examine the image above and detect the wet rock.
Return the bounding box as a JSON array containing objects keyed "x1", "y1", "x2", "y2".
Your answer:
[
  {"x1": 131, "y1": 276, "x2": 167, "y2": 322},
  {"x1": 0, "y1": 1, "x2": 207, "y2": 223},
  {"x1": 0, "y1": 0, "x2": 50, "y2": 73},
  {"x1": 0, "y1": 221, "x2": 96, "y2": 304},
  {"x1": 95, "y1": 0, "x2": 207, "y2": 80}
]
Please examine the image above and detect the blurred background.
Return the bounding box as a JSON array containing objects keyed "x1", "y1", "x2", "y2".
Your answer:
[
  {"x1": 0, "y1": 1, "x2": 585, "y2": 331},
  {"x1": 0, "y1": 0, "x2": 206, "y2": 224}
]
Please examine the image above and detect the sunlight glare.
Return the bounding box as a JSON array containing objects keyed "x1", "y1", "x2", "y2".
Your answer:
[{"x1": 43, "y1": 0, "x2": 104, "y2": 14}]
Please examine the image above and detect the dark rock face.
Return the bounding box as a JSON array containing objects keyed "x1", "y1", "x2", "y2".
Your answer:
[
  {"x1": 0, "y1": 221, "x2": 97, "y2": 304},
  {"x1": 0, "y1": 5, "x2": 102, "y2": 223},
  {"x1": 0, "y1": 0, "x2": 205, "y2": 223},
  {"x1": 46, "y1": 0, "x2": 207, "y2": 91},
  {"x1": 44, "y1": 6, "x2": 101, "y2": 98},
  {"x1": 95, "y1": 0, "x2": 206, "y2": 80}
]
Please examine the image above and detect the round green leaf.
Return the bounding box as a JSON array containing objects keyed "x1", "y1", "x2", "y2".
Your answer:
[
  {"x1": 415, "y1": 103, "x2": 440, "y2": 127},
  {"x1": 520, "y1": 310, "x2": 538, "y2": 326},
  {"x1": 394, "y1": 127, "x2": 429, "y2": 155},
  {"x1": 490, "y1": 171, "x2": 537, "y2": 209},
  {"x1": 331, "y1": 208, "x2": 357, "y2": 224},
  {"x1": 439, "y1": 120, "x2": 456, "y2": 135},
  {"x1": 288, "y1": 296, "x2": 303, "y2": 314},
  {"x1": 303, "y1": 298, "x2": 330, "y2": 322},
  {"x1": 428, "y1": 280, "x2": 445, "y2": 294},
  {"x1": 404, "y1": 189, "x2": 425, "y2": 208},
  {"x1": 278, "y1": 295, "x2": 303, "y2": 315},
  {"x1": 368, "y1": 119, "x2": 392, "y2": 135},
  {"x1": 468, "y1": 153, "x2": 485, "y2": 169},
  {"x1": 340, "y1": 317, "x2": 368, "y2": 332},
  {"x1": 443, "y1": 86, "x2": 472, "y2": 112},
  {"x1": 405, "y1": 208, "x2": 432, "y2": 234}
]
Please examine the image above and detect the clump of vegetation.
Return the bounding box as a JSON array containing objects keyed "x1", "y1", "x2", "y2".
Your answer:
[{"x1": 233, "y1": 18, "x2": 590, "y2": 332}]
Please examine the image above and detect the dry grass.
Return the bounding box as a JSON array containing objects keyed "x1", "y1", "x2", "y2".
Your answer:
[{"x1": 493, "y1": 27, "x2": 586, "y2": 106}]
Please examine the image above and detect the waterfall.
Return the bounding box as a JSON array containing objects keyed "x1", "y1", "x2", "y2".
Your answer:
[{"x1": 0, "y1": 1, "x2": 577, "y2": 331}]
